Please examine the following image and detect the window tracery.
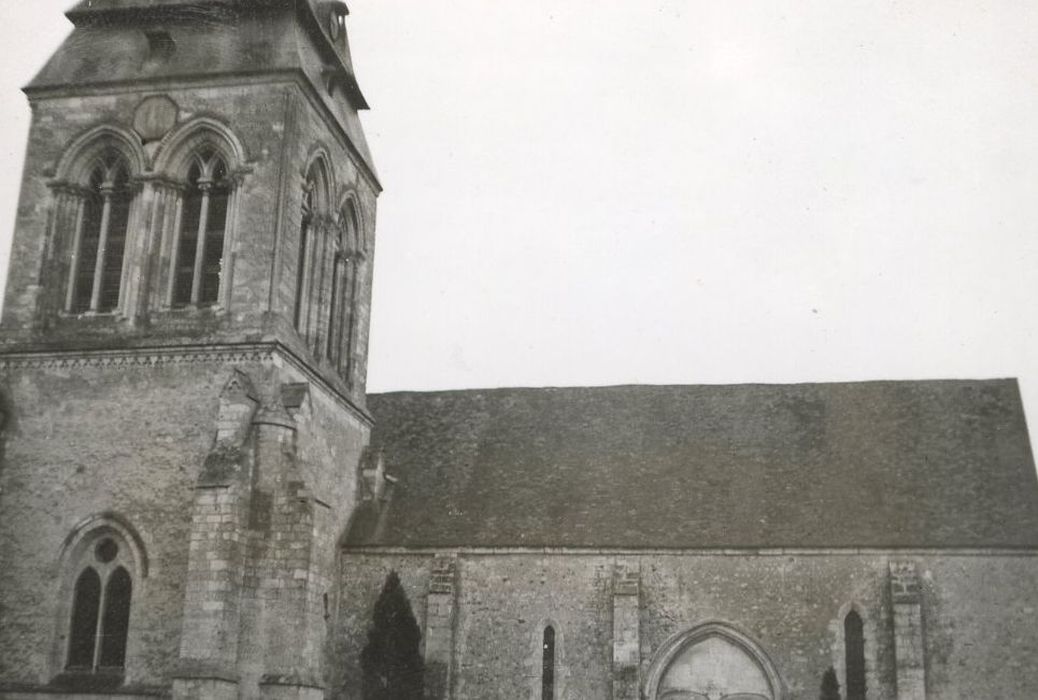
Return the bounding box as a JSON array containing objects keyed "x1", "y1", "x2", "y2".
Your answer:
[
  {"x1": 171, "y1": 148, "x2": 231, "y2": 308},
  {"x1": 65, "y1": 152, "x2": 135, "y2": 314},
  {"x1": 64, "y1": 534, "x2": 135, "y2": 674},
  {"x1": 292, "y1": 156, "x2": 345, "y2": 363}
]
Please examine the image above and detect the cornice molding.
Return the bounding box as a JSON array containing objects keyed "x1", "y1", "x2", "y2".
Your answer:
[
  {"x1": 0, "y1": 342, "x2": 373, "y2": 426},
  {"x1": 341, "y1": 545, "x2": 1038, "y2": 558},
  {"x1": 0, "y1": 344, "x2": 274, "y2": 371}
]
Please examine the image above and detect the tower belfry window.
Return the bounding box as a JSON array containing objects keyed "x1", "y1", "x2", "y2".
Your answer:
[
  {"x1": 294, "y1": 179, "x2": 316, "y2": 330},
  {"x1": 293, "y1": 159, "x2": 336, "y2": 359},
  {"x1": 327, "y1": 202, "x2": 360, "y2": 376},
  {"x1": 67, "y1": 155, "x2": 133, "y2": 314},
  {"x1": 171, "y1": 149, "x2": 230, "y2": 308}
]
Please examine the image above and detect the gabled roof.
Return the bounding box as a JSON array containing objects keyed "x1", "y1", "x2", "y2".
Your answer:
[{"x1": 358, "y1": 380, "x2": 1038, "y2": 549}]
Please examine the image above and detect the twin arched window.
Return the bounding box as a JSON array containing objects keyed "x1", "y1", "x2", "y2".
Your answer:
[
  {"x1": 293, "y1": 158, "x2": 363, "y2": 379},
  {"x1": 67, "y1": 153, "x2": 134, "y2": 314},
  {"x1": 54, "y1": 124, "x2": 243, "y2": 318},
  {"x1": 171, "y1": 149, "x2": 231, "y2": 308},
  {"x1": 65, "y1": 535, "x2": 135, "y2": 674}
]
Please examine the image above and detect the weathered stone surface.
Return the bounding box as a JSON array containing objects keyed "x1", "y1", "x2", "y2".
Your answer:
[
  {"x1": 0, "y1": 2, "x2": 377, "y2": 696},
  {"x1": 337, "y1": 551, "x2": 1038, "y2": 700}
]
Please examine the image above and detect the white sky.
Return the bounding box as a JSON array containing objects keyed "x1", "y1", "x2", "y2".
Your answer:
[{"x1": 2, "y1": 2, "x2": 1038, "y2": 450}]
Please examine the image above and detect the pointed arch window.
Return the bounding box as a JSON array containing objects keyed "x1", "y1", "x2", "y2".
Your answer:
[
  {"x1": 293, "y1": 160, "x2": 338, "y2": 359},
  {"x1": 171, "y1": 149, "x2": 232, "y2": 307},
  {"x1": 65, "y1": 537, "x2": 134, "y2": 674},
  {"x1": 542, "y1": 625, "x2": 556, "y2": 700},
  {"x1": 844, "y1": 610, "x2": 866, "y2": 700},
  {"x1": 327, "y1": 202, "x2": 361, "y2": 375},
  {"x1": 294, "y1": 172, "x2": 318, "y2": 332},
  {"x1": 67, "y1": 154, "x2": 134, "y2": 314}
]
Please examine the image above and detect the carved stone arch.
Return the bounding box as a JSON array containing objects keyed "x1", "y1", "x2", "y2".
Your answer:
[
  {"x1": 302, "y1": 144, "x2": 335, "y2": 216},
  {"x1": 58, "y1": 511, "x2": 150, "y2": 579},
  {"x1": 49, "y1": 512, "x2": 150, "y2": 679},
  {"x1": 643, "y1": 621, "x2": 789, "y2": 700},
  {"x1": 53, "y1": 124, "x2": 147, "y2": 185},
  {"x1": 335, "y1": 190, "x2": 365, "y2": 256},
  {"x1": 152, "y1": 115, "x2": 249, "y2": 180}
]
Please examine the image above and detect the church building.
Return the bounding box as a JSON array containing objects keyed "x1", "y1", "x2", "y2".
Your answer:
[{"x1": 1, "y1": 3, "x2": 1037, "y2": 699}]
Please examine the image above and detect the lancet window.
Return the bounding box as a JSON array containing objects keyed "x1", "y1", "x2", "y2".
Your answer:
[
  {"x1": 844, "y1": 610, "x2": 866, "y2": 700},
  {"x1": 327, "y1": 201, "x2": 361, "y2": 376},
  {"x1": 542, "y1": 625, "x2": 556, "y2": 699},
  {"x1": 294, "y1": 167, "x2": 320, "y2": 337}
]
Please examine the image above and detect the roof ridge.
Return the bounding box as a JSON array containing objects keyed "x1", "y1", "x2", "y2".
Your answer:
[{"x1": 367, "y1": 377, "x2": 1019, "y2": 398}]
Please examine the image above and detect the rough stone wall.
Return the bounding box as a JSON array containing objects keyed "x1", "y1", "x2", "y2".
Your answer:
[
  {"x1": 0, "y1": 359, "x2": 241, "y2": 687},
  {"x1": 336, "y1": 551, "x2": 1038, "y2": 700},
  {"x1": 0, "y1": 351, "x2": 370, "y2": 696},
  {"x1": 330, "y1": 555, "x2": 433, "y2": 699}
]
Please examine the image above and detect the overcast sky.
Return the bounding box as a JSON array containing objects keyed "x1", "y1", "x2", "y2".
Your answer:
[{"x1": 2, "y1": 2, "x2": 1038, "y2": 443}]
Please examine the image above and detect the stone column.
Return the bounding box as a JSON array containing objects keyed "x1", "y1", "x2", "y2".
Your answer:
[
  {"x1": 424, "y1": 554, "x2": 458, "y2": 700},
  {"x1": 889, "y1": 561, "x2": 926, "y2": 700},
  {"x1": 612, "y1": 560, "x2": 640, "y2": 700}
]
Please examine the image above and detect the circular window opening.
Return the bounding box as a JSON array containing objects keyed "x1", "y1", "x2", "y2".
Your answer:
[{"x1": 95, "y1": 538, "x2": 119, "y2": 563}]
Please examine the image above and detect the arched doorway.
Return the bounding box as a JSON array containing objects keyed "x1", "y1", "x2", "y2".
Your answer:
[{"x1": 643, "y1": 622, "x2": 787, "y2": 700}]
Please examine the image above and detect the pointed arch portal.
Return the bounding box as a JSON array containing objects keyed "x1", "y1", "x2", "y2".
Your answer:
[{"x1": 643, "y1": 622, "x2": 787, "y2": 700}]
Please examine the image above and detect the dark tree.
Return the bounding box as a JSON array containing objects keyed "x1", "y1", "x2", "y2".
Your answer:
[
  {"x1": 820, "y1": 666, "x2": 841, "y2": 700},
  {"x1": 361, "y1": 571, "x2": 424, "y2": 700}
]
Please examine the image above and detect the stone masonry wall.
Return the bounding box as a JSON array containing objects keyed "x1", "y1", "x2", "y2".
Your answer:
[
  {"x1": 4, "y1": 77, "x2": 377, "y2": 408},
  {"x1": 0, "y1": 349, "x2": 370, "y2": 696},
  {"x1": 0, "y1": 358, "x2": 241, "y2": 687},
  {"x1": 337, "y1": 551, "x2": 1038, "y2": 700}
]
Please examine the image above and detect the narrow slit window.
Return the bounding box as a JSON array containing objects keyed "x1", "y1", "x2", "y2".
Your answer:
[
  {"x1": 542, "y1": 625, "x2": 555, "y2": 700},
  {"x1": 173, "y1": 164, "x2": 203, "y2": 307},
  {"x1": 845, "y1": 610, "x2": 866, "y2": 700},
  {"x1": 294, "y1": 178, "x2": 316, "y2": 332}
]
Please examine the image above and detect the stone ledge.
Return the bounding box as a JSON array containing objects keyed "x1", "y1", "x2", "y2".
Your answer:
[{"x1": 0, "y1": 681, "x2": 169, "y2": 698}]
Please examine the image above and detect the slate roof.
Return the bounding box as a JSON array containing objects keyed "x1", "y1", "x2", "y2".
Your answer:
[{"x1": 356, "y1": 380, "x2": 1038, "y2": 549}]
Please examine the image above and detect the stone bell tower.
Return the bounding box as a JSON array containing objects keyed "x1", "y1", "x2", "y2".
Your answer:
[{"x1": 0, "y1": 2, "x2": 379, "y2": 698}]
